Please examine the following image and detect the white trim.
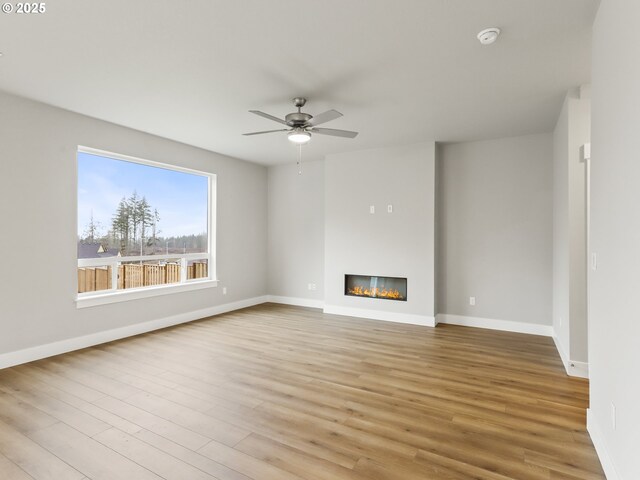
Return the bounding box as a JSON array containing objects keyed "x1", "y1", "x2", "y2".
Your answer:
[
  {"x1": 552, "y1": 335, "x2": 589, "y2": 379},
  {"x1": 0, "y1": 296, "x2": 268, "y2": 370},
  {"x1": 323, "y1": 305, "x2": 436, "y2": 327},
  {"x1": 209, "y1": 174, "x2": 218, "y2": 283},
  {"x1": 77, "y1": 253, "x2": 207, "y2": 268},
  {"x1": 553, "y1": 334, "x2": 570, "y2": 369},
  {"x1": 567, "y1": 360, "x2": 589, "y2": 379},
  {"x1": 76, "y1": 279, "x2": 219, "y2": 308},
  {"x1": 267, "y1": 296, "x2": 324, "y2": 309},
  {"x1": 436, "y1": 314, "x2": 553, "y2": 336},
  {"x1": 78, "y1": 145, "x2": 211, "y2": 177},
  {"x1": 587, "y1": 409, "x2": 620, "y2": 480}
]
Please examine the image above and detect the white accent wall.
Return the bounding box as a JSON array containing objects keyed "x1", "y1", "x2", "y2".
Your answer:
[
  {"x1": 589, "y1": 1, "x2": 640, "y2": 478},
  {"x1": 0, "y1": 90, "x2": 268, "y2": 361},
  {"x1": 552, "y1": 88, "x2": 591, "y2": 377},
  {"x1": 323, "y1": 142, "x2": 436, "y2": 325},
  {"x1": 437, "y1": 134, "x2": 553, "y2": 330}
]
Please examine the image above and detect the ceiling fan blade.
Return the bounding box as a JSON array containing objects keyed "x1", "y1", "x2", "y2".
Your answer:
[
  {"x1": 307, "y1": 109, "x2": 343, "y2": 127},
  {"x1": 249, "y1": 110, "x2": 288, "y2": 125},
  {"x1": 242, "y1": 129, "x2": 289, "y2": 136},
  {"x1": 311, "y1": 127, "x2": 359, "y2": 138}
]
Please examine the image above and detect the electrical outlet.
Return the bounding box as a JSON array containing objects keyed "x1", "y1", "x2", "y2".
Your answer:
[
  {"x1": 591, "y1": 253, "x2": 598, "y2": 271},
  {"x1": 387, "y1": 204, "x2": 393, "y2": 213},
  {"x1": 469, "y1": 296, "x2": 476, "y2": 306},
  {"x1": 222, "y1": 287, "x2": 227, "y2": 295},
  {"x1": 611, "y1": 403, "x2": 616, "y2": 430},
  {"x1": 369, "y1": 205, "x2": 375, "y2": 214},
  {"x1": 308, "y1": 283, "x2": 317, "y2": 291}
]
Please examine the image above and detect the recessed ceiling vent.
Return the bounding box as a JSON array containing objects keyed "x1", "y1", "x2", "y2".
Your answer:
[{"x1": 477, "y1": 28, "x2": 501, "y2": 45}]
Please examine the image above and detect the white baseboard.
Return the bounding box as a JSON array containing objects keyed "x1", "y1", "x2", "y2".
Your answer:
[
  {"x1": 267, "y1": 295, "x2": 324, "y2": 309},
  {"x1": 587, "y1": 409, "x2": 620, "y2": 480},
  {"x1": 323, "y1": 305, "x2": 436, "y2": 327},
  {"x1": 0, "y1": 295, "x2": 268, "y2": 370},
  {"x1": 436, "y1": 313, "x2": 553, "y2": 337},
  {"x1": 552, "y1": 335, "x2": 589, "y2": 379}
]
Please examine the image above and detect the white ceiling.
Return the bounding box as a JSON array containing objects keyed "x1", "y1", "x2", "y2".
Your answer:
[{"x1": 0, "y1": 0, "x2": 599, "y2": 165}]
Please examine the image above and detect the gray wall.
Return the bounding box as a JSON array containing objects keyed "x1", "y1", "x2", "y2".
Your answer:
[
  {"x1": 324, "y1": 142, "x2": 436, "y2": 318},
  {"x1": 552, "y1": 89, "x2": 590, "y2": 364},
  {"x1": 437, "y1": 134, "x2": 553, "y2": 326},
  {"x1": 267, "y1": 160, "x2": 324, "y2": 301},
  {"x1": 590, "y1": 1, "x2": 640, "y2": 477},
  {"x1": 0, "y1": 90, "x2": 267, "y2": 356}
]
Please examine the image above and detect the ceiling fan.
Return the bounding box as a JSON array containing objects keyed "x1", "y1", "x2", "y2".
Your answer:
[{"x1": 243, "y1": 97, "x2": 358, "y2": 144}]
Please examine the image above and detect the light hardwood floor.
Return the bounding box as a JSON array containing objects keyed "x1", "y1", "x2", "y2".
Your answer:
[{"x1": 0, "y1": 303, "x2": 604, "y2": 479}]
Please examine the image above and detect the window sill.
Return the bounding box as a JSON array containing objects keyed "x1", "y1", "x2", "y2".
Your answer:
[{"x1": 76, "y1": 279, "x2": 219, "y2": 309}]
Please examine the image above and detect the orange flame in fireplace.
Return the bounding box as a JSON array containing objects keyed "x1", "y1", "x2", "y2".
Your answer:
[{"x1": 348, "y1": 285, "x2": 405, "y2": 300}]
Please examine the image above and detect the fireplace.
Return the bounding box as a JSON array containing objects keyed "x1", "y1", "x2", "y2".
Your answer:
[{"x1": 345, "y1": 274, "x2": 407, "y2": 301}]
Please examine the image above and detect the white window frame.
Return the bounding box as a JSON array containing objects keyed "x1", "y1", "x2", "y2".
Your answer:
[{"x1": 75, "y1": 146, "x2": 218, "y2": 308}]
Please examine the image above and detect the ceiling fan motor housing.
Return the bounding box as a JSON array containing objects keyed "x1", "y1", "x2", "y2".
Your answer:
[{"x1": 285, "y1": 112, "x2": 312, "y2": 127}]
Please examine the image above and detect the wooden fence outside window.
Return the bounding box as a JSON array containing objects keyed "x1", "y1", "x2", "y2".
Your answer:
[{"x1": 77, "y1": 260, "x2": 208, "y2": 294}]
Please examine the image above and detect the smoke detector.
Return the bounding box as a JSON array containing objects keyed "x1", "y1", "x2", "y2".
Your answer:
[{"x1": 477, "y1": 28, "x2": 501, "y2": 45}]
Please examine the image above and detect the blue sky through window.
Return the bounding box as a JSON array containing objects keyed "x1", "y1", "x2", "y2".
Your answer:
[{"x1": 77, "y1": 152, "x2": 209, "y2": 238}]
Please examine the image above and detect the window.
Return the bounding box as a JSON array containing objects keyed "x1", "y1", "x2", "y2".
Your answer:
[{"x1": 76, "y1": 146, "x2": 216, "y2": 306}]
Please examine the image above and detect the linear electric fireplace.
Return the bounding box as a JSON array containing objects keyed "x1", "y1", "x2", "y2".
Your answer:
[{"x1": 345, "y1": 274, "x2": 407, "y2": 301}]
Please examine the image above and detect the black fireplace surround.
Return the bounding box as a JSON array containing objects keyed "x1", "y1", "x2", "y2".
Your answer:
[{"x1": 344, "y1": 274, "x2": 407, "y2": 301}]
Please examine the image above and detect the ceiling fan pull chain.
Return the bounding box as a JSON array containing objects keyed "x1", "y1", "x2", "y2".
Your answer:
[{"x1": 297, "y1": 144, "x2": 303, "y2": 175}]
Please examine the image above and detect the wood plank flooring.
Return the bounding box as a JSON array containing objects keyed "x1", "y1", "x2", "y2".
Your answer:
[{"x1": 0, "y1": 303, "x2": 605, "y2": 479}]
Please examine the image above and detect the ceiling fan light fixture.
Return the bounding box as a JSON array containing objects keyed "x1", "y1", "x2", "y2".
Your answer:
[{"x1": 288, "y1": 129, "x2": 311, "y2": 144}]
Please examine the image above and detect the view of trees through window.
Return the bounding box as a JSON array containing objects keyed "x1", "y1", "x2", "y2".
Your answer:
[{"x1": 77, "y1": 150, "x2": 209, "y2": 258}]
